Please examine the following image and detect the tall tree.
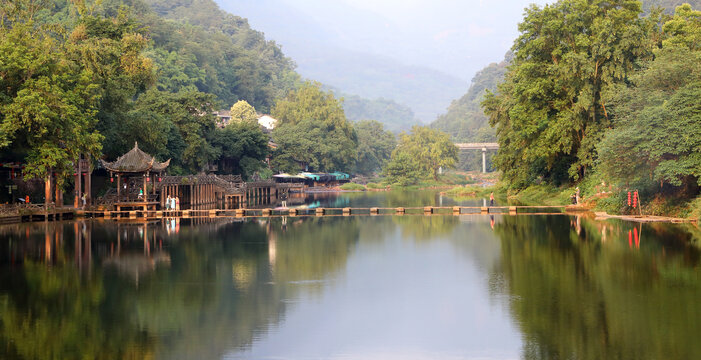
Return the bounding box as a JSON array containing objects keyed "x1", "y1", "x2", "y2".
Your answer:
[
  {"x1": 598, "y1": 4, "x2": 701, "y2": 192},
  {"x1": 131, "y1": 89, "x2": 220, "y2": 173},
  {"x1": 271, "y1": 82, "x2": 357, "y2": 172},
  {"x1": 214, "y1": 101, "x2": 269, "y2": 178},
  {"x1": 229, "y1": 100, "x2": 258, "y2": 124},
  {"x1": 0, "y1": 0, "x2": 103, "y2": 190},
  {"x1": 483, "y1": 0, "x2": 657, "y2": 188},
  {"x1": 383, "y1": 126, "x2": 457, "y2": 184},
  {"x1": 354, "y1": 120, "x2": 396, "y2": 175}
]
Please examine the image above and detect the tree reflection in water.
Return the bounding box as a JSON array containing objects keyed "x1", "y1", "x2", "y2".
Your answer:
[
  {"x1": 0, "y1": 217, "x2": 363, "y2": 359},
  {"x1": 0, "y1": 214, "x2": 700, "y2": 359},
  {"x1": 490, "y1": 215, "x2": 701, "y2": 360}
]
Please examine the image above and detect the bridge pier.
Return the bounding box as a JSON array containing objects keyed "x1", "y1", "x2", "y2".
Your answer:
[
  {"x1": 455, "y1": 142, "x2": 498, "y2": 173},
  {"x1": 482, "y1": 147, "x2": 487, "y2": 173}
]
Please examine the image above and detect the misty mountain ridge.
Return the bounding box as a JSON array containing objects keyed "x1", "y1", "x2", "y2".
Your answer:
[{"x1": 216, "y1": 0, "x2": 474, "y2": 122}]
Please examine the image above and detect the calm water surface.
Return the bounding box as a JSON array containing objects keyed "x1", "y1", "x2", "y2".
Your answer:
[{"x1": 0, "y1": 191, "x2": 699, "y2": 359}]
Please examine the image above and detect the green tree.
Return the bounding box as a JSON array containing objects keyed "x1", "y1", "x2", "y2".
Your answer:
[
  {"x1": 131, "y1": 89, "x2": 220, "y2": 173},
  {"x1": 0, "y1": 0, "x2": 103, "y2": 189},
  {"x1": 214, "y1": 121, "x2": 269, "y2": 178},
  {"x1": 354, "y1": 120, "x2": 396, "y2": 175},
  {"x1": 383, "y1": 151, "x2": 425, "y2": 186},
  {"x1": 229, "y1": 100, "x2": 259, "y2": 124},
  {"x1": 271, "y1": 82, "x2": 357, "y2": 172},
  {"x1": 483, "y1": 0, "x2": 657, "y2": 188},
  {"x1": 598, "y1": 5, "x2": 701, "y2": 191},
  {"x1": 383, "y1": 126, "x2": 458, "y2": 184},
  {"x1": 66, "y1": 5, "x2": 155, "y2": 160}
]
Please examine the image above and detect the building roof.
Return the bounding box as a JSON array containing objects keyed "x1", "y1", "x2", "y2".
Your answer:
[
  {"x1": 258, "y1": 115, "x2": 278, "y2": 130},
  {"x1": 101, "y1": 142, "x2": 170, "y2": 173}
]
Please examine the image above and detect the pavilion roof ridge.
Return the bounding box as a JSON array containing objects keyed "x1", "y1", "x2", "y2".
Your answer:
[{"x1": 101, "y1": 142, "x2": 170, "y2": 173}]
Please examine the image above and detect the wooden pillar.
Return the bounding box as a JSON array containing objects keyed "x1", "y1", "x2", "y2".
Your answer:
[
  {"x1": 143, "y1": 174, "x2": 147, "y2": 204},
  {"x1": 84, "y1": 170, "x2": 91, "y2": 206},
  {"x1": 55, "y1": 181, "x2": 62, "y2": 208},
  {"x1": 117, "y1": 174, "x2": 122, "y2": 202},
  {"x1": 45, "y1": 173, "x2": 53, "y2": 208},
  {"x1": 74, "y1": 160, "x2": 81, "y2": 208}
]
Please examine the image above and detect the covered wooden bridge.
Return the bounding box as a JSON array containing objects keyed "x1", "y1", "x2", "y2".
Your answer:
[{"x1": 100, "y1": 143, "x2": 299, "y2": 213}]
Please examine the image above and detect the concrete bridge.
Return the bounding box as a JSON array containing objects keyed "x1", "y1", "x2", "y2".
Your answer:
[{"x1": 454, "y1": 143, "x2": 499, "y2": 173}]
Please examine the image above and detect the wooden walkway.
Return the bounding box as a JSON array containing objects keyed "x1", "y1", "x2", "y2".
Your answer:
[{"x1": 78, "y1": 205, "x2": 572, "y2": 220}]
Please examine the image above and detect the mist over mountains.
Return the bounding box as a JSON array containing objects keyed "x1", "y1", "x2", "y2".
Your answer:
[{"x1": 215, "y1": 0, "x2": 540, "y2": 122}]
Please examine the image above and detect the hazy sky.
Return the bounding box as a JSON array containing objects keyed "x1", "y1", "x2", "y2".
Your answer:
[{"x1": 218, "y1": 0, "x2": 549, "y2": 81}]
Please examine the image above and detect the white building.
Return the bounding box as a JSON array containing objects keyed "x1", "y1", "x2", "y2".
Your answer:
[{"x1": 257, "y1": 115, "x2": 278, "y2": 131}]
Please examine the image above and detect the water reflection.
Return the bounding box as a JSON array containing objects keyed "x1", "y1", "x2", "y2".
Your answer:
[
  {"x1": 491, "y1": 215, "x2": 701, "y2": 360},
  {"x1": 0, "y1": 209, "x2": 699, "y2": 359}
]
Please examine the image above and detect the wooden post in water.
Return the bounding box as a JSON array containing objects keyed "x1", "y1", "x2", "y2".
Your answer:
[
  {"x1": 370, "y1": 207, "x2": 379, "y2": 215},
  {"x1": 453, "y1": 206, "x2": 461, "y2": 215},
  {"x1": 343, "y1": 208, "x2": 351, "y2": 216},
  {"x1": 316, "y1": 208, "x2": 325, "y2": 216},
  {"x1": 396, "y1": 207, "x2": 405, "y2": 215},
  {"x1": 423, "y1": 206, "x2": 433, "y2": 215}
]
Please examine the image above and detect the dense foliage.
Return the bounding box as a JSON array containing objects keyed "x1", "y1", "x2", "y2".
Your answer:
[
  {"x1": 271, "y1": 82, "x2": 358, "y2": 173},
  {"x1": 354, "y1": 120, "x2": 397, "y2": 175},
  {"x1": 142, "y1": 0, "x2": 299, "y2": 112},
  {"x1": 598, "y1": 4, "x2": 701, "y2": 193},
  {"x1": 0, "y1": 0, "x2": 295, "y2": 184},
  {"x1": 383, "y1": 126, "x2": 458, "y2": 185},
  {"x1": 483, "y1": 0, "x2": 658, "y2": 188}
]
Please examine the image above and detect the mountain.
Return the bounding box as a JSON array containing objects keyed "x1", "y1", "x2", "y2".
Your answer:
[
  {"x1": 216, "y1": 0, "x2": 470, "y2": 123},
  {"x1": 340, "y1": 95, "x2": 419, "y2": 133},
  {"x1": 140, "y1": 0, "x2": 299, "y2": 112},
  {"x1": 644, "y1": 0, "x2": 701, "y2": 13},
  {"x1": 431, "y1": 54, "x2": 510, "y2": 142}
]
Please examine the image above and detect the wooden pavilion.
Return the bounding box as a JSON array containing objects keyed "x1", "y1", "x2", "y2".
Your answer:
[{"x1": 100, "y1": 143, "x2": 170, "y2": 211}]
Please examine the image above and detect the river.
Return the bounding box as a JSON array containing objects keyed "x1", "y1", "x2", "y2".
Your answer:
[{"x1": 0, "y1": 191, "x2": 699, "y2": 359}]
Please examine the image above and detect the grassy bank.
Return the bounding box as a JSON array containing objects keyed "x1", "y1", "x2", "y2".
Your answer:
[{"x1": 496, "y1": 183, "x2": 701, "y2": 220}]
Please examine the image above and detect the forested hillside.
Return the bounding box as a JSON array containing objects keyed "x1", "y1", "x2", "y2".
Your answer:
[
  {"x1": 645, "y1": 0, "x2": 701, "y2": 12},
  {"x1": 433, "y1": 0, "x2": 701, "y2": 144},
  {"x1": 0, "y1": 0, "x2": 298, "y2": 180},
  {"x1": 140, "y1": 0, "x2": 299, "y2": 112},
  {"x1": 430, "y1": 54, "x2": 510, "y2": 142}
]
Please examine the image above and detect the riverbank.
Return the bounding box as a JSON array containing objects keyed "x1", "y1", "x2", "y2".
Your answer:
[{"x1": 464, "y1": 183, "x2": 701, "y2": 223}]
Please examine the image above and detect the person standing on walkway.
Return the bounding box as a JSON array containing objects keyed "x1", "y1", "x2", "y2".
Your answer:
[
  {"x1": 281, "y1": 191, "x2": 288, "y2": 208},
  {"x1": 81, "y1": 193, "x2": 86, "y2": 209},
  {"x1": 175, "y1": 196, "x2": 180, "y2": 211},
  {"x1": 489, "y1": 192, "x2": 495, "y2": 207},
  {"x1": 575, "y1": 187, "x2": 580, "y2": 205},
  {"x1": 166, "y1": 195, "x2": 171, "y2": 211}
]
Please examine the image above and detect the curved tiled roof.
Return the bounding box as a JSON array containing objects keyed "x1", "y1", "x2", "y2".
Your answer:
[{"x1": 101, "y1": 142, "x2": 170, "y2": 173}]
